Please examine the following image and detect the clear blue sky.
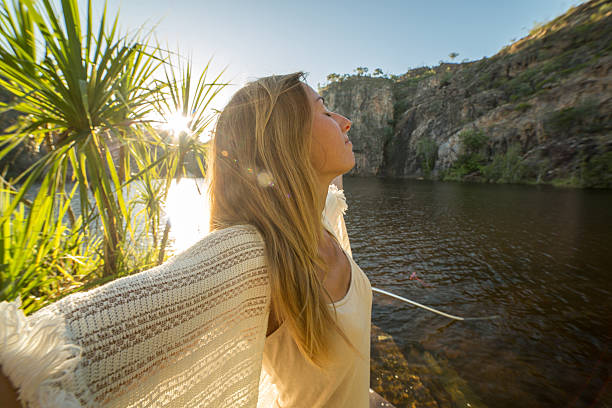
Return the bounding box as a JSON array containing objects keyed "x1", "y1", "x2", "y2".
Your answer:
[{"x1": 92, "y1": 0, "x2": 587, "y2": 110}]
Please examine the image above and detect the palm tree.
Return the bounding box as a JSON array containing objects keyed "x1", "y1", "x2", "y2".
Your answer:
[
  {"x1": 150, "y1": 50, "x2": 228, "y2": 264},
  {"x1": 0, "y1": 0, "x2": 165, "y2": 277},
  {"x1": 0, "y1": 0, "x2": 226, "y2": 295}
]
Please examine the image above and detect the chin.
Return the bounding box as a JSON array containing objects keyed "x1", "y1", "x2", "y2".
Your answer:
[
  {"x1": 348, "y1": 157, "x2": 356, "y2": 171},
  {"x1": 344, "y1": 163, "x2": 355, "y2": 174}
]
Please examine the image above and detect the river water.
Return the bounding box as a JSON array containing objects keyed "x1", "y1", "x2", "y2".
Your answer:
[
  {"x1": 342, "y1": 177, "x2": 612, "y2": 408},
  {"x1": 24, "y1": 176, "x2": 611, "y2": 406}
]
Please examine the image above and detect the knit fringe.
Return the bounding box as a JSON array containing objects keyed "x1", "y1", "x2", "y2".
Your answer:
[
  {"x1": 0, "y1": 300, "x2": 82, "y2": 408},
  {"x1": 325, "y1": 184, "x2": 348, "y2": 219}
]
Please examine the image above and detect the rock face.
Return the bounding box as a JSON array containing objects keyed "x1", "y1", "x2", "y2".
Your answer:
[
  {"x1": 320, "y1": 77, "x2": 394, "y2": 176},
  {"x1": 320, "y1": 0, "x2": 612, "y2": 187}
]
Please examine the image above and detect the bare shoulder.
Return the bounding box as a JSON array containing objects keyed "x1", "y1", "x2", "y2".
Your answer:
[
  {"x1": 266, "y1": 297, "x2": 281, "y2": 337},
  {"x1": 0, "y1": 369, "x2": 21, "y2": 408}
]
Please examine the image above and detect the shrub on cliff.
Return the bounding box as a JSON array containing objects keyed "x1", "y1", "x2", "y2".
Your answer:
[
  {"x1": 416, "y1": 136, "x2": 438, "y2": 178},
  {"x1": 580, "y1": 151, "x2": 612, "y2": 188},
  {"x1": 481, "y1": 144, "x2": 527, "y2": 183},
  {"x1": 460, "y1": 129, "x2": 488, "y2": 152},
  {"x1": 543, "y1": 98, "x2": 601, "y2": 137},
  {"x1": 442, "y1": 129, "x2": 489, "y2": 181}
]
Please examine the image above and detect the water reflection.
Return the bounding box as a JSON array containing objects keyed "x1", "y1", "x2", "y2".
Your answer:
[
  {"x1": 164, "y1": 178, "x2": 210, "y2": 252},
  {"x1": 345, "y1": 177, "x2": 612, "y2": 408}
]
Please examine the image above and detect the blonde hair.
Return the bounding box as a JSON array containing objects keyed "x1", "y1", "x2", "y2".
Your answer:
[{"x1": 207, "y1": 72, "x2": 359, "y2": 368}]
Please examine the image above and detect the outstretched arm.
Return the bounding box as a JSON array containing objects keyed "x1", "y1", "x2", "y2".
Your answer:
[{"x1": 0, "y1": 224, "x2": 271, "y2": 408}]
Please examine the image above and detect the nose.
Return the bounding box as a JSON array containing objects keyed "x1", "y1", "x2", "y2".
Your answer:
[{"x1": 343, "y1": 118, "x2": 352, "y2": 132}]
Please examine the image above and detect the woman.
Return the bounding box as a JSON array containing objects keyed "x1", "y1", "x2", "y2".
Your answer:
[{"x1": 0, "y1": 72, "x2": 372, "y2": 407}]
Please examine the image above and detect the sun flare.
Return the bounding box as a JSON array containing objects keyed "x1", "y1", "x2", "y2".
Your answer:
[
  {"x1": 165, "y1": 178, "x2": 210, "y2": 252},
  {"x1": 163, "y1": 111, "x2": 192, "y2": 136}
]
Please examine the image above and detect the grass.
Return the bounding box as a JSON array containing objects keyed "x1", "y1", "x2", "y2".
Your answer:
[
  {"x1": 551, "y1": 176, "x2": 582, "y2": 188},
  {"x1": 0, "y1": 176, "x2": 102, "y2": 313}
]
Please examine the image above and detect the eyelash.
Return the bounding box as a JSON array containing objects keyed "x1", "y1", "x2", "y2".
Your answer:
[{"x1": 324, "y1": 112, "x2": 333, "y2": 117}]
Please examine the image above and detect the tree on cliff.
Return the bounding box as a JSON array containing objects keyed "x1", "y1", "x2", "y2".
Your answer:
[
  {"x1": 373, "y1": 68, "x2": 384, "y2": 77},
  {"x1": 326, "y1": 73, "x2": 341, "y2": 83},
  {"x1": 354, "y1": 66, "x2": 369, "y2": 76},
  {"x1": 449, "y1": 52, "x2": 459, "y2": 60}
]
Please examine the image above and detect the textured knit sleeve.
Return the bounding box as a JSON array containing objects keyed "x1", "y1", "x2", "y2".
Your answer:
[
  {"x1": 322, "y1": 184, "x2": 352, "y2": 258},
  {"x1": 0, "y1": 224, "x2": 271, "y2": 408}
]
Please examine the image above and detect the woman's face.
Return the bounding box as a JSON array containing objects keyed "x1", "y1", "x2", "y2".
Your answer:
[{"x1": 302, "y1": 83, "x2": 354, "y2": 180}]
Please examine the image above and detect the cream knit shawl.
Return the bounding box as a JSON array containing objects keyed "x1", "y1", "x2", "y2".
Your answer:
[{"x1": 0, "y1": 185, "x2": 351, "y2": 408}]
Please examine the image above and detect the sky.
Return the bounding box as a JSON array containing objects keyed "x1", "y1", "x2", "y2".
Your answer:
[{"x1": 89, "y1": 0, "x2": 587, "y2": 114}]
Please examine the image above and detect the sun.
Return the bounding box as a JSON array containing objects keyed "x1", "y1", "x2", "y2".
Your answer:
[{"x1": 163, "y1": 111, "x2": 192, "y2": 137}]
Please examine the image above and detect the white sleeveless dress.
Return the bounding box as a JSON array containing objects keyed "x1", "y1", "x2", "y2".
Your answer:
[{"x1": 258, "y1": 188, "x2": 373, "y2": 408}]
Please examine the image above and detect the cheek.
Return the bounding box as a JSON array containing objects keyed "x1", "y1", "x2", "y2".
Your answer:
[
  {"x1": 309, "y1": 139, "x2": 328, "y2": 171},
  {"x1": 309, "y1": 120, "x2": 328, "y2": 169}
]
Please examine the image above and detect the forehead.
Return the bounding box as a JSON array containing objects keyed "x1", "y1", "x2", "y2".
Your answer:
[{"x1": 301, "y1": 83, "x2": 324, "y2": 105}]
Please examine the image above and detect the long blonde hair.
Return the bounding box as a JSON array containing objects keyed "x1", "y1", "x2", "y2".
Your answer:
[{"x1": 207, "y1": 72, "x2": 359, "y2": 368}]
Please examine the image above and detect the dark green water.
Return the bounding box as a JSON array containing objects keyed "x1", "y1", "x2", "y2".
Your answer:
[
  {"x1": 343, "y1": 177, "x2": 612, "y2": 408},
  {"x1": 22, "y1": 177, "x2": 611, "y2": 406}
]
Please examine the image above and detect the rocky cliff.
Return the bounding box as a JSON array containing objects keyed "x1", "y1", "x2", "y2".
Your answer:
[
  {"x1": 319, "y1": 77, "x2": 394, "y2": 176},
  {"x1": 320, "y1": 0, "x2": 612, "y2": 188}
]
